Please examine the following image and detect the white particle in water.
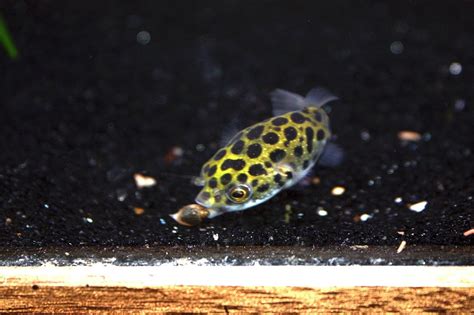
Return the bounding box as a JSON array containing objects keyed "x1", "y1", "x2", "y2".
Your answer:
[
  {"x1": 360, "y1": 213, "x2": 373, "y2": 221},
  {"x1": 454, "y1": 99, "x2": 466, "y2": 111},
  {"x1": 212, "y1": 233, "x2": 219, "y2": 241},
  {"x1": 44, "y1": 204, "x2": 49, "y2": 209},
  {"x1": 159, "y1": 218, "x2": 166, "y2": 225},
  {"x1": 368, "y1": 179, "x2": 375, "y2": 186},
  {"x1": 449, "y1": 62, "x2": 462, "y2": 75},
  {"x1": 409, "y1": 201, "x2": 427, "y2": 212},
  {"x1": 360, "y1": 130, "x2": 371, "y2": 141},
  {"x1": 331, "y1": 186, "x2": 346, "y2": 196},
  {"x1": 317, "y1": 207, "x2": 328, "y2": 216},
  {"x1": 390, "y1": 41, "x2": 404, "y2": 54},
  {"x1": 84, "y1": 217, "x2": 93, "y2": 223},
  {"x1": 136, "y1": 31, "x2": 151, "y2": 45},
  {"x1": 195, "y1": 144, "x2": 205, "y2": 152},
  {"x1": 394, "y1": 197, "x2": 403, "y2": 203}
]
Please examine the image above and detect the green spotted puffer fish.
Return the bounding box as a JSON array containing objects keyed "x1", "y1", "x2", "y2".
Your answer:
[{"x1": 172, "y1": 87, "x2": 340, "y2": 225}]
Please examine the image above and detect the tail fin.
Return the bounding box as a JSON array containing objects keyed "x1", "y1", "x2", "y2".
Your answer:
[{"x1": 270, "y1": 86, "x2": 338, "y2": 115}]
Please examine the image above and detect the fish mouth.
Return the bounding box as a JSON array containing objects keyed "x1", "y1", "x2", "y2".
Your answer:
[{"x1": 195, "y1": 191, "x2": 212, "y2": 208}]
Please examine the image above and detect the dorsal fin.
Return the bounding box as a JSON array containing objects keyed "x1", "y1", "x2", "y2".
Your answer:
[
  {"x1": 305, "y1": 87, "x2": 339, "y2": 108},
  {"x1": 270, "y1": 86, "x2": 338, "y2": 115}
]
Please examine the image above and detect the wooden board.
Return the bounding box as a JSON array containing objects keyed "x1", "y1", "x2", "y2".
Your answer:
[{"x1": 1, "y1": 286, "x2": 472, "y2": 313}]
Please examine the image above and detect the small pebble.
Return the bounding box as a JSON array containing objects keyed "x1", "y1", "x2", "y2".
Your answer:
[
  {"x1": 134, "y1": 207, "x2": 145, "y2": 215},
  {"x1": 134, "y1": 173, "x2": 157, "y2": 188},
  {"x1": 331, "y1": 186, "x2": 345, "y2": 196},
  {"x1": 317, "y1": 207, "x2": 328, "y2": 216},
  {"x1": 409, "y1": 201, "x2": 427, "y2": 212},
  {"x1": 463, "y1": 229, "x2": 474, "y2": 237},
  {"x1": 396, "y1": 240, "x2": 407, "y2": 253},
  {"x1": 398, "y1": 131, "x2": 421, "y2": 141}
]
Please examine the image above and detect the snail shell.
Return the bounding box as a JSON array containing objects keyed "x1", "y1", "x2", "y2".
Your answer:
[{"x1": 170, "y1": 204, "x2": 210, "y2": 226}]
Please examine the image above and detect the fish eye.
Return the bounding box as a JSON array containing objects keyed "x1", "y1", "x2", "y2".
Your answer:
[{"x1": 226, "y1": 184, "x2": 252, "y2": 204}]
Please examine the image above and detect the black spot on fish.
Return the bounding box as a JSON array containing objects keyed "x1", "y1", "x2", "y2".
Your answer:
[
  {"x1": 209, "y1": 177, "x2": 218, "y2": 188},
  {"x1": 303, "y1": 160, "x2": 309, "y2": 169},
  {"x1": 290, "y1": 112, "x2": 306, "y2": 124},
  {"x1": 264, "y1": 161, "x2": 272, "y2": 168},
  {"x1": 317, "y1": 129, "x2": 326, "y2": 141},
  {"x1": 314, "y1": 111, "x2": 322, "y2": 122},
  {"x1": 247, "y1": 143, "x2": 262, "y2": 158},
  {"x1": 294, "y1": 146, "x2": 303, "y2": 157},
  {"x1": 214, "y1": 150, "x2": 226, "y2": 161},
  {"x1": 220, "y1": 173, "x2": 232, "y2": 186},
  {"x1": 272, "y1": 127, "x2": 281, "y2": 132},
  {"x1": 249, "y1": 164, "x2": 267, "y2": 176},
  {"x1": 251, "y1": 179, "x2": 259, "y2": 187},
  {"x1": 286, "y1": 171, "x2": 293, "y2": 179},
  {"x1": 270, "y1": 149, "x2": 286, "y2": 163},
  {"x1": 257, "y1": 184, "x2": 270, "y2": 192},
  {"x1": 274, "y1": 174, "x2": 284, "y2": 186},
  {"x1": 231, "y1": 140, "x2": 245, "y2": 155},
  {"x1": 200, "y1": 191, "x2": 211, "y2": 201},
  {"x1": 272, "y1": 117, "x2": 288, "y2": 126},
  {"x1": 303, "y1": 108, "x2": 310, "y2": 114},
  {"x1": 262, "y1": 132, "x2": 279, "y2": 145},
  {"x1": 247, "y1": 125, "x2": 264, "y2": 140},
  {"x1": 284, "y1": 127, "x2": 297, "y2": 141},
  {"x1": 306, "y1": 127, "x2": 314, "y2": 153},
  {"x1": 208, "y1": 165, "x2": 217, "y2": 176},
  {"x1": 237, "y1": 173, "x2": 248, "y2": 183},
  {"x1": 221, "y1": 159, "x2": 246, "y2": 171}
]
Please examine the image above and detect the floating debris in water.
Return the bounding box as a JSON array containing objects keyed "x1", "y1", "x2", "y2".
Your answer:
[
  {"x1": 350, "y1": 245, "x2": 369, "y2": 250},
  {"x1": 134, "y1": 173, "x2": 157, "y2": 188},
  {"x1": 394, "y1": 197, "x2": 403, "y2": 204},
  {"x1": 170, "y1": 204, "x2": 210, "y2": 226},
  {"x1": 164, "y1": 146, "x2": 184, "y2": 164},
  {"x1": 84, "y1": 217, "x2": 93, "y2": 223},
  {"x1": 397, "y1": 240, "x2": 407, "y2": 253},
  {"x1": 463, "y1": 228, "x2": 474, "y2": 237},
  {"x1": 136, "y1": 30, "x2": 151, "y2": 45},
  {"x1": 133, "y1": 207, "x2": 145, "y2": 215},
  {"x1": 360, "y1": 213, "x2": 373, "y2": 221},
  {"x1": 331, "y1": 186, "x2": 345, "y2": 196},
  {"x1": 397, "y1": 231, "x2": 405, "y2": 235},
  {"x1": 212, "y1": 233, "x2": 219, "y2": 241},
  {"x1": 449, "y1": 62, "x2": 462, "y2": 75},
  {"x1": 284, "y1": 204, "x2": 293, "y2": 223},
  {"x1": 409, "y1": 201, "x2": 427, "y2": 212},
  {"x1": 317, "y1": 207, "x2": 328, "y2": 216},
  {"x1": 390, "y1": 41, "x2": 404, "y2": 54},
  {"x1": 5, "y1": 218, "x2": 12, "y2": 225},
  {"x1": 398, "y1": 131, "x2": 421, "y2": 141},
  {"x1": 454, "y1": 99, "x2": 466, "y2": 111},
  {"x1": 311, "y1": 177, "x2": 321, "y2": 185},
  {"x1": 159, "y1": 218, "x2": 166, "y2": 225},
  {"x1": 360, "y1": 130, "x2": 371, "y2": 141},
  {"x1": 195, "y1": 143, "x2": 206, "y2": 152}
]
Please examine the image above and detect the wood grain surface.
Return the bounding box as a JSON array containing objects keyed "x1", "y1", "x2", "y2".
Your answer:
[{"x1": 0, "y1": 286, "x2": 472, "y2": 313}]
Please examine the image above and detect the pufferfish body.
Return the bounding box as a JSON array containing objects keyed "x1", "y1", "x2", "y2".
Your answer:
[{"x1": 193, "y1": 87, "x2": 339, "y2": 219}]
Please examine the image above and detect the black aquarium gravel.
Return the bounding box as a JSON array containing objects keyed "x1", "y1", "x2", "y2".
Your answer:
[{"x1": 0, "y1": 1, "x2": 473, "y2": 253}]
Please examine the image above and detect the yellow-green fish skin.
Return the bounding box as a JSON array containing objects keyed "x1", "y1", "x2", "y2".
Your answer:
[{"x1": 195, "y1": 105, "x2": 330, "y2": 218}]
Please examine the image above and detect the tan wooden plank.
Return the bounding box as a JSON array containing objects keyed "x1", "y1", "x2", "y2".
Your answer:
[{"x1": 0, "y1": 286, "x2": 472, "y2": 313}]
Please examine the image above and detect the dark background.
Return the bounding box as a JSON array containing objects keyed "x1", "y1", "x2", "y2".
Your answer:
[{"x1": 0, "y1": 1, "x2": 472, "y2": 248}]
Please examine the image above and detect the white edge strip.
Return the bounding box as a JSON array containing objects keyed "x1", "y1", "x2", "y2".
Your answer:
[{"x1": 1, "y1": 266, "x2": 473, "y2": 288}]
